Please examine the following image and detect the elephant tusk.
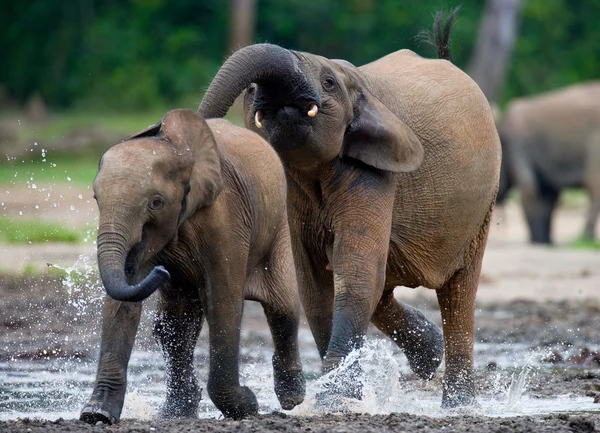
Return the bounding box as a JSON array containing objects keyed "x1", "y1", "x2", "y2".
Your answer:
[
  {"x1": 255, "y1": 111, "x2": 263, "y2": 128},
  {"x1": 307, "y1": 104, "x2": 318, "y2": 117}
]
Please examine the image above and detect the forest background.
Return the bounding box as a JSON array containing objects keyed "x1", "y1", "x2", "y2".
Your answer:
[{"x1": 2, "y1": 0, "x2": 598, "y2": 114}]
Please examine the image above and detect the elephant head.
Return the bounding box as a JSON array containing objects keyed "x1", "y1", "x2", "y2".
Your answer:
[
  {"x1": 94, "y1": 109, "x2": 222, "y2": 302},
  {"x1": 198, "y1": 44, "x2": 424, "y2": 173}
]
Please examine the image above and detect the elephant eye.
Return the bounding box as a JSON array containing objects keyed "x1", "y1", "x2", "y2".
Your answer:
[
  {"x1": 322, "y1": 76, "x2": 336, "y2": 91},
  {"x1": 148, "y1": 196, "x2": 164, "y2": 211},
  {"x1": 247, "y1": 84, "x2": 256, "y2": 95}
]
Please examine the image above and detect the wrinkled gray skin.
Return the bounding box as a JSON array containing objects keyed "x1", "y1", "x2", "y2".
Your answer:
[
  {"x1": 80, "y1": 110, "x2": 305, "y2": 424},
  {"x1": 497, "y1": 81, "x2": 600, "y2": 244},
  {"x1": 198, "y1": 27, "x2": 500, "y2": 407}
]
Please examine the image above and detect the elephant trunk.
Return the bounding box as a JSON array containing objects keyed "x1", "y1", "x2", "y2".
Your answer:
[
  {"x1": 96, "y1": 224, "x2": 170, "y2": 303},
  {"x1": 198, "y1": 43, "x2": 318, "y2": 119}
]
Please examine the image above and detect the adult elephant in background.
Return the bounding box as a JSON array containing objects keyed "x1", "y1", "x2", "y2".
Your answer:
[
  {"x1": 199, "y1": 12, "x2": 501, "y2": 408},
  {"x1": 496, "y1": 81, "x2": 600, "y2": 244},
  {"x1": 80, "y1": 110, "x2": 304, "y2": 424}
]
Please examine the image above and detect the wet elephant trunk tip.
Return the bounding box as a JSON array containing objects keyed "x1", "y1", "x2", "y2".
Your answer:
[{"x1": 102, "y1": 265, "x2": 171, "y2": 303}]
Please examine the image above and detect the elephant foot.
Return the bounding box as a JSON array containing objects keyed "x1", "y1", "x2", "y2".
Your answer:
[
  {"x1": 315, "y1": 358, "x2": 363, "y2": 412},
  {"x1": 441, "y1": 392, "x2": 478, "y2": 410},
  {"x1": 274, "y1": 366, "x2": 306, "y2": 410},
  {"x1": 441, "y1": 376, "x2": 477, "y2": 409},
  {"x1": 314, "y1": 390, "x2": 354, "y2": 413},
  {"x1": 80, "y1": 385, "x2": 125, "y2": 425},
  {"x1": 398, "y1": 303, "x2": 444, "y2": 380},
  {"x1": 80, "y1": 404, "x2": 118, "y2": 425},
  {"x1": 314, "y1": 379, "x2": 362, "y2": 413},
  {"x1": 208, "y1": 384, "x2": 258, "y2": 420},
  {"x1": 157, "y1": 384, "x2": 201, "y2": 419}
]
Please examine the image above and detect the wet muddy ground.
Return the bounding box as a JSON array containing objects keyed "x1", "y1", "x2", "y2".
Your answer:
[{"x1": 1, "y1": 273, "x2": 599, "y2": 432}]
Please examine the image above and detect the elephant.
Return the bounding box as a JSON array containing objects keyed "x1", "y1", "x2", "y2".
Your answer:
[
  {"x1": 496, "y1": 81, "x2": 600, "y2": 244},
  {"x1": 80, "y1": 109, "x2": 305, "y2": 424},
  {"x1": 197, "y1": 12, "x2": 501, "y2": 408}
]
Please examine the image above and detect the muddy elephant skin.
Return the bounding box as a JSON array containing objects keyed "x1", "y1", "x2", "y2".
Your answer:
[
  {"x1": 197, "y1": 13, "x2": 501, "y2": 409},
  {"x1": 80, "y1": 109, "x2": 305, "y2": 424},
  {"x1": 497, "y1": 81, "x2": 600, "y2": 244}
]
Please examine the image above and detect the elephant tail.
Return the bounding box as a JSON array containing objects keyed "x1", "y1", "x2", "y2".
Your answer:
[{"x1": 415, "y1": 6, "x2": 460, "y2": 63}]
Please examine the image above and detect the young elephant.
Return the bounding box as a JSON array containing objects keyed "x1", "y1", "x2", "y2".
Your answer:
[
  {"x1": 198, "y1": 14, "x2": 501, "y2": 408},
  {"x1": 80, "y1": 109, "x2": 305, "y2": 424}
]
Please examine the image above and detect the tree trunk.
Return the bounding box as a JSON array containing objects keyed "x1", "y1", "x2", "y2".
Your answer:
[
  {"x1": 468, "y1": 0, "x2": 525, "y2": 105},
  {"x1": 228, "y1": 0, "x2": 257, "y2": 53}
]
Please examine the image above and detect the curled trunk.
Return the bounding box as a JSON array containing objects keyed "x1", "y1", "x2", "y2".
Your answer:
[
  {"x1": 97, "y1": 232, "x2": 170, "y2": 303},
  {"x1": 198, "y1": 43, "x2": 316, "y2": 119}
]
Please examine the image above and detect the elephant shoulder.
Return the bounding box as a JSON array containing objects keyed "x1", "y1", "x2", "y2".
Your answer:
[
  {"x1": 205, "y1": 118, "x2": 287, "y2": 200},
  {"x1": 206, "y1": 119, "x2": 280, "y2": 163}
]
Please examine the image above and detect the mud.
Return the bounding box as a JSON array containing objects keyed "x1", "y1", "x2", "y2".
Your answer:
[
  {"x1": 1, "y1": 412, "x2": 599, "y2": 433},
  {"x1": 1, "y1": 184, "x2": 600, "y2": 431},
  {"x1": 1, "y1": 274, "x2": 599, "y2": 432}
]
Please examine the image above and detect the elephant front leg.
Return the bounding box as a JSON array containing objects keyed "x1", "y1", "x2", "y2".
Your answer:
[
  {"x1": 436, "y1": 269, "x2": 478, "y2": 408},
  {"x1": 317, "y1": 190, "x2": 395, "y2": 404},
  {"x1": 154, "y1": 291, "x2": 203, "y2": 419},
  {"x1": 206, "y1": 273, "x2": 258, "y2": 419},
  {"x1": 80, "y1": 297, "x2": 142, "y2": 425},
  {"x1": 319, "y1": 240, "x2": 389, "y2": 403}
]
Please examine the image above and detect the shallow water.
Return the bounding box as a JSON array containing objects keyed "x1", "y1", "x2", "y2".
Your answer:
[{"x1": 1, "y1": 317, "x2": 598, "y2": 422}]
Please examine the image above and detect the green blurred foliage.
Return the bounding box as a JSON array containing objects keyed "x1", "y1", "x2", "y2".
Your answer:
[
  {"x1": 1, "y1": 0, "x2": 598, "y2": 111},
  {"x1": 0, "y1": 216, "x2": 82, "y2": 244}
]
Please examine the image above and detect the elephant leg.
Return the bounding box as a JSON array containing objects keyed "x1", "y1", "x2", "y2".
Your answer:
[
  {"x1": 294, "y1": 245, "x2": 334, "y2": 361},
  {"x1": 255, "y1": 226, "x2": 305, "y2": 410},
  {"x1": 371, "y1": 289, "x2": 444, "y2": 380},
  {"x1": 205, "y1": 263, "x2": 258, "y2": 419},
  {"x1": 584, "y1": 191, "x2": 600, "y2": 240},
  {"x1": 153, "y1": 289, "x2": 203, "y2": 419},
  {"x1": 315, "y1": 186, "x2": 396, "y2": 403},
  {"x1": 435, "y1": 204, "x2": 494, "y2": 410},
  {"x1": 436, "y1": 267, "x2": 479, "y2": 408},
  {"x1": 583, "y1": 153, "x2": 600, "y2": 240},
  {"x1": 80, "y1": 297, "x2": 142, "y2": 425},
  {"x1": 521, "y1": 180, "x2": 558, "y2": 244}
]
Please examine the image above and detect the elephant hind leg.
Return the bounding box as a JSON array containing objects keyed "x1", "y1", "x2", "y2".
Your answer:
[
  {"x1": 154, "y1": 287, "x2": 203, "y2": 419},
  {"x1": 371, "y1": 290, "x2": 444, "y2": 380},
  {"x1": 251, "y1": 225, "x2": 305, "y2": 410},
  {"x1": 436, "y1": 266, "x2": 479, "y2": 409}
]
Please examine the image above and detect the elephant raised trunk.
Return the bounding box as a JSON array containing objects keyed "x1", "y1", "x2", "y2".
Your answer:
[
  {"x1": 97, "y1": 225, "x2": 170, "y2": 303},
  {"x1": 198, "y1": 43, "x2": 318, "y2": 119}
]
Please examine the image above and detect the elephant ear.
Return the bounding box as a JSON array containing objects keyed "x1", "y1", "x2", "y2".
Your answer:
[
  {"x1": 342, "y1": 91, "x2": 424, "y2": 172},
  {"x1": 160, "y1": 109, "x2": 223, "y2": 219},
  {"x1": 122, "y1": 121, "x2": 162, "y2": 141}
]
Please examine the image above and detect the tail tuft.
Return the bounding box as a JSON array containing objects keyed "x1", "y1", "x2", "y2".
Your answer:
[{"x1": 415, "y1": 6, "x2": 461, "y2": 63}]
